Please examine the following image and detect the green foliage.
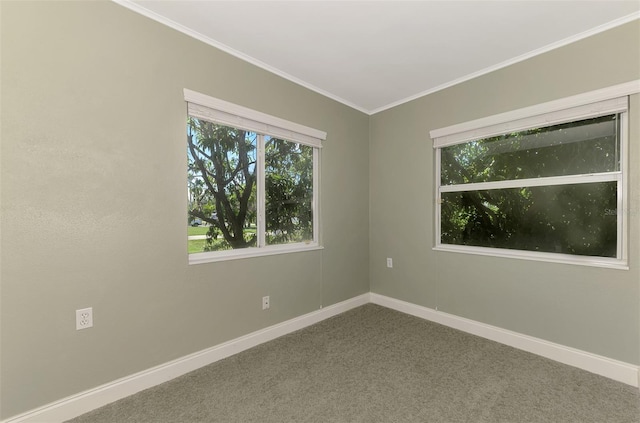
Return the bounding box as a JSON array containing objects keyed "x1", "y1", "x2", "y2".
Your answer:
[
  {"x1": 187, "y1": 119, "x2": 313, "y2": 251},
  {"x1": 188, "y1": 118, "x2": 257, "y2": 250},
  {"x1": 265, "y1": 138, "x2": 313, "y2": 244},
  {"x1": 440, "y1": 115, "x2": 619, "y2": 257}
]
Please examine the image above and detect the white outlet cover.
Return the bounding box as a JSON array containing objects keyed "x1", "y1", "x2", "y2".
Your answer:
[{"x1": 76, "y1": 307, "x2": 93, "y2": 330}]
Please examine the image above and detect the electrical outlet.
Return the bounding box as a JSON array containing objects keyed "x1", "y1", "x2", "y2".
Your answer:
[
  {"x1": 386, "y1": 257, "x2": 393, "y2": 268},
  {"x1": 262, "y1": 295, "x2": 270, "y2": 310},
  {"x1": 76, "y1": 307, "x2": 93, "y2": 330}
]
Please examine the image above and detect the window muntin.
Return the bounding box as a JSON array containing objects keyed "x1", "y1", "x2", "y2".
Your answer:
[
  {"x1": 184, "y1": 90, "x2": 325, "y2": 263},
  {"x1": 433, "y1": 96, "x2": 628, "y2": 267}
]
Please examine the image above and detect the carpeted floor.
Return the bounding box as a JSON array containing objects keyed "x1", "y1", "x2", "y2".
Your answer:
[{"x1": 67, "y1": 304, "x2": 640, "y2": 422}]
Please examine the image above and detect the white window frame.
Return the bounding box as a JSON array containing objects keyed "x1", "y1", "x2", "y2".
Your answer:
[
  {"x1": 185, "y1": 89, "x2": 326, "y2": 265},
  {"x1": 430, "y1": 81, "x2": 640, "y2": 270}
]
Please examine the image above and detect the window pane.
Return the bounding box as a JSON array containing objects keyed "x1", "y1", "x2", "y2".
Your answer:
[
  {"x1": 187, "y1": 118, "x2": 257, "y2": 252},
  {"x1": 441, "y1": 182, "x2": 617, "y2": 257},
  {"x1": 265, "y1": 137, "x2": 313, "y2": 245},
  {"x1": 441, "y1": 115, "x2": 619, "y2": 186}
]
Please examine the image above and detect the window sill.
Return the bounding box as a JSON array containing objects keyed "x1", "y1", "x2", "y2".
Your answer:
[
  {"x1": 189, "y1": 243, "x2": 323, "y2": 265},
  {"x1": 433, "y1": 244, "x2": 628, "y2": 270}
]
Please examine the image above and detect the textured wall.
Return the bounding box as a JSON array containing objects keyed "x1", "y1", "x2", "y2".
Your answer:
[
  {"x1": 2, "y1": 1, "x2": 639, "y2": 420},
  {"x1": 369, "y1": 21, "x2": 640, "y2": 364},
  {"x1": 0, "y1": 1, "x2": 369, "y2": 418}
]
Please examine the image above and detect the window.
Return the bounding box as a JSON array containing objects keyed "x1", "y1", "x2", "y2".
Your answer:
[
  {"x1": 431, "y1": 88, "x2": 633, "y2": 269},
  {"x1": 185, "y1": 89, "x2": 325, "y2": 264}
]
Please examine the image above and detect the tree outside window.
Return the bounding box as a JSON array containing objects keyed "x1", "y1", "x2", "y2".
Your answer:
[
  {"x1": 438, "y1": 113, "x2": 622, "y2": 259},
  {"x1": 187, "y1": 118, "x2": 314, "y2": 253}
]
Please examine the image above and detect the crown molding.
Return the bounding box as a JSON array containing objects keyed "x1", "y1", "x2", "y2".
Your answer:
[
  {"x1": 368, "y1": 11, "x2": 640, "y2": 115},
  {"x1": 113, "y1": 1, "x2": 638, "y2": 116},
  {"x1": 111, "y1": 0, "x2": 370, "y2": 115}
]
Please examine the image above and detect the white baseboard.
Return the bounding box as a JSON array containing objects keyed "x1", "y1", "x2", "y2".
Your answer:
[
  {"x1": 5, "y1": 292, "x2": 638, "y2": 422},
  {"x1": 370, "y1": 293, "x2": 639, "y2": 388},
  {"x1": 2, "y1": 294, "x2": 370, "y2": 423}
]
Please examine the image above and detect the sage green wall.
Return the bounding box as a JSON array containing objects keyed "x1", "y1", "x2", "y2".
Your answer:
[
  {"x1": 0, "y1": 1, "x2": 369, "y2": 419},
  {"x1": 2, "y1": 1, "x2": 639, "y2": 420},
  {"x1": 370, "y1": 21, "x2": 640, "y2": 364}
]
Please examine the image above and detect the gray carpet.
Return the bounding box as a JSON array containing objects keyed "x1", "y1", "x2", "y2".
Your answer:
[{"x1": 67, "y1": 304, "x2": 640, "y2": 422}]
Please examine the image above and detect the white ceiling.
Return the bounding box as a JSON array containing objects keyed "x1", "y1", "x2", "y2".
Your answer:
[{"x1": 118, "y1": 1, "x2": 640, "y2": 114}]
